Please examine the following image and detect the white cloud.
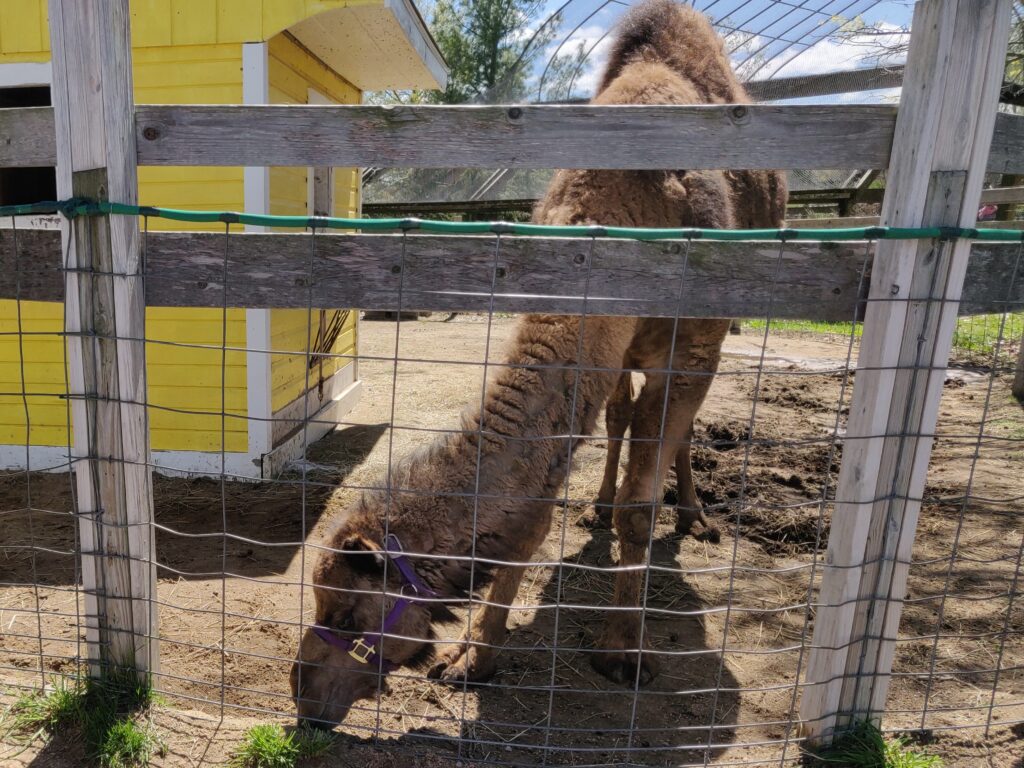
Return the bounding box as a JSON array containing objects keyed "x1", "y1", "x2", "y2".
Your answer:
[
  {"x1": 540, "y1": 23, "x2": 614, "y2": 98},
  {"x1": 769, "y1": 22, "x2": 909, "y2": 78}
]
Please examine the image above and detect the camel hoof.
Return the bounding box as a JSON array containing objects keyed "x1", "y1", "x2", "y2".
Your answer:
[
  {"x1": 428, "y1": 647, "x2": 497, "y2": 686},
  {"x1": 675, "y1": 507, "x2": 721, "y2": 545},
  {"x1": 592, "y1": 500, "x2": 614, "y2": 528},
  {"x1": 589, "y1": 649, "x2": 659, "y2": 687}
]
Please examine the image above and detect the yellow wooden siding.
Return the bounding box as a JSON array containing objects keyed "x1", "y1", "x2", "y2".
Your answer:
[
  {"x1": 133, "y1": 44, "x2": 245, "y2": 232},
  {"x1": 0, "y1": 40, "x2": 249, "y2": 454},
  {"x1": 0, "y1": 301, "x2": 68, "y2": 447},
  {"x1": 146, "y1": 308, "x2": 248, "y2": 452},
  {"x1": 0, "y1": 1, "x2": 381, "y2": 57},
  {"x1": 270, "y1": 315, "x2": 356, "y2": 412},
  {"x1": 0, "y1": 2, "x2": 47, "y2": 56},
  {"x1": 0, "y1": 303, "x2": 247, "y2": 452}
]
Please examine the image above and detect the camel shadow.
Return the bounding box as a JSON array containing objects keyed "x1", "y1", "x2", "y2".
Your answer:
[
  {"x1": 422, "y1": 523, "x2": 740, "y2": 765},
  {"x1": 153, "y1": 422, "x2": 388, "y2": 580},
  {"x1": 0, "y1": 423, "x2": 388, "y2": 586}
]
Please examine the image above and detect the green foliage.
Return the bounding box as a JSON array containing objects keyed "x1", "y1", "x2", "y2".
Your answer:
[
  {"x1": 811, "y1": 721, "x2": 942, "y2": 768},
  {"x1": 231, "y1": 723, "x2": 334, "y2": 768},
  {"x1": 1, "y1": 672, "x2": 164, "y2": 767},
  {"x1": 429, "y1": 0, "x2": 559, "y2": 104},
  {"x1": 1004, "y1": 4, "x2": 1023, "y2": 90}
]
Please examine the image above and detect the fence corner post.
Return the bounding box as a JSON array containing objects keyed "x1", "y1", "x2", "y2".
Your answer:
[
  {"x1": 1012, "y1": 327, "x2": 1024, "y2": 400},
  {"x1": 49, "y1": 0, "x2": 158, "y2": 684},
  {"x1": 798, "y1": 0, "x2": 1013, "y2": 745}
]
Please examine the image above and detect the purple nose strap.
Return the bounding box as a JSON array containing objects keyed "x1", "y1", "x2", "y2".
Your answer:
[{"x1": 312, "y1": 533, "x2": 436, "y2": 673}]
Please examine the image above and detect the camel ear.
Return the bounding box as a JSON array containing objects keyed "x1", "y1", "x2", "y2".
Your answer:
[{"x1": 340, "y1": 534, "x2": 386, "y2": 575}]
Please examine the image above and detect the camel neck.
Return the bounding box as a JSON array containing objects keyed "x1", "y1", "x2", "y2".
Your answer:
[
  {"x1": 368, "y1": 314, "x2": 637, "y2": 594},
  {"x1": 452, "y1": 314, "x2": 636, "y2": 543}
]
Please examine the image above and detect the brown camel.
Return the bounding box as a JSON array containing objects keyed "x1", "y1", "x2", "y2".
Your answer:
[{"x1": 292, "y1": 0, "x2": 787, "y2": 728}]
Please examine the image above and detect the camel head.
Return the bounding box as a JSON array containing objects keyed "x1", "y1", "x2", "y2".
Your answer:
[{"x1": 291, "y1": 527, "x2": 439, "y2": 729}]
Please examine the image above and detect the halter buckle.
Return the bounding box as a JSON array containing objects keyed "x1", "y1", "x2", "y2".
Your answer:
[{"x1": 348, "y1": 637, "x2": 376, "y2": 664}]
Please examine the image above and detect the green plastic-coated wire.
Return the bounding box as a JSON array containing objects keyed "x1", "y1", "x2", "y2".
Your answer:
[{"x1": 3, "y1": 199, "x2": 1023, "y2": 243}]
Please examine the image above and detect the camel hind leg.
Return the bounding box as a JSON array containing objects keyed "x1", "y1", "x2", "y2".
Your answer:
[
  {"x1": 592, "y1": 319, "x2": 729, "y2": 686},
  {"x1": 596, "y1": 370, "x2": 634, "y2": 526},
  {"x1": 673, "y1": 427, "x2": 721, "y2": 544}
]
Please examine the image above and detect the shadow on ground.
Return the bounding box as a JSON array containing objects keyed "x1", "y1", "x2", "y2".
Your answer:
[
  {"x1": 334, "y1": 522, "x2": 739, "y2": 766},
  {"x1": 0, "y1": 423, "x2": 388, "y2": 585}
]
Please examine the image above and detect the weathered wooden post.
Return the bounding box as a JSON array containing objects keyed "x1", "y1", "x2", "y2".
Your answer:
[
  {"x1": 799, "y1": 0, "x2": 1012, "y2": 743},
  {"x1": 312, "y1": 166, "x2": 334, "y2": 395},
  {"x1": 49, "y1": 0, "x2": 157, "y2": 682},
  {"x1": 1013, "y1": 329, "x2": 1024, "y2": 400}
]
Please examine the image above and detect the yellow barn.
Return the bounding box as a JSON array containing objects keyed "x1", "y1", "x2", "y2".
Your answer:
[{"x1": 0, "y1": 0, "x2": 446, "y2": 477}]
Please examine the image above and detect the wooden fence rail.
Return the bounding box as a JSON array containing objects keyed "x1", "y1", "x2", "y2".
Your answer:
[
  {"x1": 3, "y1": 103, "x2": 1024, "y2": 173},
  {"x1": 1, "y1": 229, "x2": 1020, "y2": 319}
]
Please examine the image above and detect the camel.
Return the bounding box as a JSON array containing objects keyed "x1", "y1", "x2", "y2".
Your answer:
[{"x1": 291, "y1": 0, "x2": 787, "y2": 728}]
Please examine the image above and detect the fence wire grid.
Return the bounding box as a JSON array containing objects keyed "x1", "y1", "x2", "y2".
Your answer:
[{"x1": 0, "y1": 206, "x2": 1022, "y2": 767}]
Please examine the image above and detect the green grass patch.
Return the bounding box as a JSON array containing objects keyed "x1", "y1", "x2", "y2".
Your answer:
[
  {"x1": 744, "y1": 318, "x2": 863, "y2": 338},
  {"x1": 231, "y1": 723, "x2": 334, "y2": 768},
  {"x1": 1, "y1": 672, "x2": 165, "y2": 767},
  {"x1": 2, "y1": 677, "x2": 84, "y2": 743},
  {"x1": 810, "y1": 721, "x2": 943, "y2": 768},
  {"x1": 744, "y1": 312, "x2": 1022, "y2": 363},
  {"x1": 98, "y1": 719, "x2": 163, "y2": 768},
  {"x1": 950, "y1": 312, "x2": 1024, "y2": 360}
]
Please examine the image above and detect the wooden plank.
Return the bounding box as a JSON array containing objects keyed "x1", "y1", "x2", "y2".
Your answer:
[
  {"x1": 1, "y1": 229, "x2": 1020, "y2": 317},
  {"x1": 0, "y1": 107, "x2": 56, "y2": 167},
  {"x1": 989, "y1": 113, "x2": 1024, "y2": 174},
  {"x1": 312, "y1": 167, "x2": 333, "y2": 218},
  {"x1": 0, "y1": 103, "x2": 1018, "y2": 174},
  {"x1": 799, "y1": 0, "x2": 1012, "y2": 744},
  {"x1": 141, "y1": 232, "x2": 870, "y2": 319},
  {"x1": 0, "y1": 229, "x2": 64, "y2": 302},
  {"x1": 310, "y1": 165, "x2": 334, "y2": 431},
  {"x1": 134, "y1": 103, "x2": 899, "y2": 170},
  {"x1": 745, "y1": 65, "x2": 905, "y2": 102},
  {"x1": 49, "y1": 0, "x2": 157, "y2": 682},
  {"x1": 961, "y1": 243, "x2": 1024, "y2": 315},
  {"x1": 0, "y1": 102, "x2": 1015, "y2": 174},
  {"x1": 980, "y1": 185, "x2": 1024, "y2": 204}
]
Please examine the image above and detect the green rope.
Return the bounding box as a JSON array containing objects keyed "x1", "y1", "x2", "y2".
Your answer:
[{"x1": 3, "y1": 199, "x2": 1023, "y2": 243}]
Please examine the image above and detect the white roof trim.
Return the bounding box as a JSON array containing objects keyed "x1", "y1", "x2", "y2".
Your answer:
[{"x1": 384, "y1": 0, "x2": 448, "y2": 90}]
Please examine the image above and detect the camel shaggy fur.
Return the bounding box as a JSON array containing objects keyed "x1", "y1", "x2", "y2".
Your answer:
[{"x1": 292, "y1": 0, "x2": 787, "y2": 728}]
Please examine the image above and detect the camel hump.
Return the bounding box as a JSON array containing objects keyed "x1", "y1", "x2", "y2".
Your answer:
[{"x1": 596, "y1": 0, "x2": 747, "y2": 105}]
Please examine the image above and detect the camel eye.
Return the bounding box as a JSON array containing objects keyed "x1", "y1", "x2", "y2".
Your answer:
[{"x1": 335, "y1": 614, "x2": 354, "y2": 631}]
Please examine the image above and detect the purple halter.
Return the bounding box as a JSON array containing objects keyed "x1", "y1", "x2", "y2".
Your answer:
[{"x1": 312, "y1": 533, "x2": 437, "y2": 673}]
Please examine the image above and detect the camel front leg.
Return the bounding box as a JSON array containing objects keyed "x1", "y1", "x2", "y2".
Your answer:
[
  {"x1": 429, "y1": 565, "x2": 527, "y2": 684},
  {"x1": 592, "y1": 320, "x2": 729, "y2": 686},
  {"x1": 596, "y1": 370, "x2": 634, "y2": 526}
]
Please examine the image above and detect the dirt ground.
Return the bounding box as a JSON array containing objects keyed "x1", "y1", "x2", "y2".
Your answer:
[{"x1": 1, "y1": 314, "x2": 1022, "y2": 767}]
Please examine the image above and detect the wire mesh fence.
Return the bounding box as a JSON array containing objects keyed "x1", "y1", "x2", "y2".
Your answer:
[{"x1": 1, "y1": 207, "x2": 1022, "y2": 766}]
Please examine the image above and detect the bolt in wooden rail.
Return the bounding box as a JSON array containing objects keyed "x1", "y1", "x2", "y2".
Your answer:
[
  {"x1": 799, "y1": 0, "x2": 1013, "y2": 743},
  {"x1": 49, "y1": 0, "x2": 157, "y2": 682}
]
